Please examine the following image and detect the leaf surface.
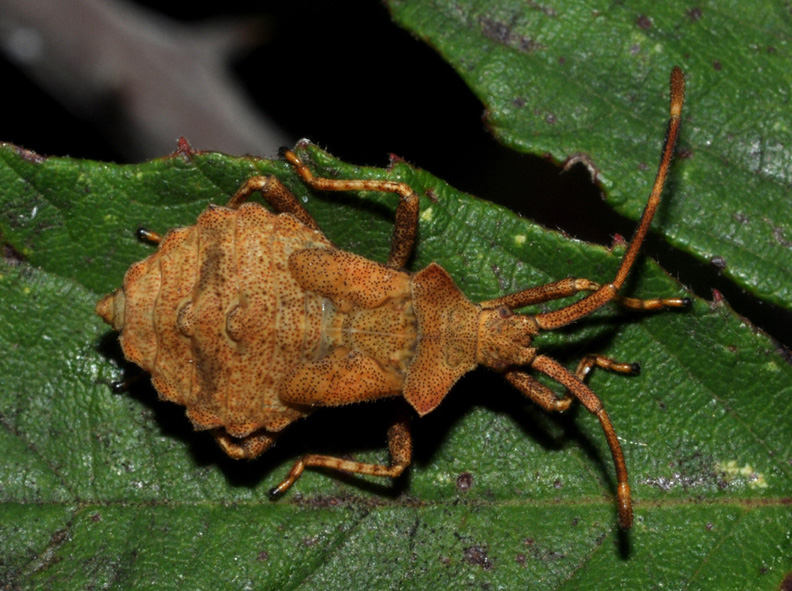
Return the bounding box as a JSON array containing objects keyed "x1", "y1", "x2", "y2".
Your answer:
[
  {"x1": 1, "y1": 140, "x2": 789, "y2": 590},
  {"x1": 2, "y1": 0, "x2": 792, "y2": 589},
  {"x1": 388, "y1": 0, "x2": 792, "y2": 310}
]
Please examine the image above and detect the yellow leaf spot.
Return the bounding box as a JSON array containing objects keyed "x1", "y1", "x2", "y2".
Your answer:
[
  {"x1": 764, "y1": 361, "x2": 780, "y2": 373},
  {"x1": 715, "y1": 460, "x2": 768, "y2": 490}
]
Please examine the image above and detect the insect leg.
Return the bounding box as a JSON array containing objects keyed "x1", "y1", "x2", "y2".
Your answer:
[
  {"x1": 281, "y1": 149, "x2": 420, "y2": 268},
  {"x1": 574, "y1": 354, "x2": 640, "y2": 379},
  {"x1": 530, "y1": 354, "x2": 633, "y2": 529},
  {"x1": 136, "y1": 227, "x2": 163, "y2": 244},
  {"x1": 505, "y1": 353, "x2": 639, "y2": 416},
  {"x1": 269, "y1": 413, "x2": 412, "y2": 498},
  {"x1": 481, "y1": 277, "x2": 688, "y2": 311},
  {"x1": 504, "y1": 370, "x2": 573, "y2": 412},
  {"x1": 531, "y1": 68, "x2": 685, "y2": 332},
  {"x1": 505, "y1": 368, "x2": 633, "y2": 527},
  {"x1": 109, "y1": 371, "x2": 144, "y2": 394},
  {"x1": 212, "y1": 428, "x2": 279, "y2": 460},
  {"x1": 226, "y1": 175, "x2": 320, "y2": 231}
]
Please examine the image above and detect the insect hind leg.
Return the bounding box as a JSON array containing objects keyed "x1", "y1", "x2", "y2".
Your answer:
[
  {"x1": 225, "y1": 175, "x2": 321, "y2": 231},
  {"x1": 136, "y1": 227, "x2": 163, "y2": 245},
  {"x1": 269, "y1": 414, "x2": 412, "y2": 498},
  {"x1": 212, "y1": 428, "x2": 278, "y2": 460},
  {"x1": 281, "y1": 148, "x2": 420, "y2": 268}
]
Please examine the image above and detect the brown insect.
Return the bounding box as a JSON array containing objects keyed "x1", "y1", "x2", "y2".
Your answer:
[{"x1": 97, "y1": 68, "x2": 686, "y2": 529}]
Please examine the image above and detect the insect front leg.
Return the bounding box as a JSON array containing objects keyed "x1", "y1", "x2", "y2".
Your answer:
[
  {"x1": 281, "y1": 148, "x2": 420, "y2": 268},
  {"x1": 505, "y1": 358, "x2": 635, "y2": 529},
  {"x1": 481, "y1": 276, "x2": 688, "y2": 312},
  {"x1": 526, "y1": 354, "x2": 632, "y2": 529},
  {"x1": 269, "y1": 412, "x2": 413, "y2": 499},
  {"x1": 504, "y1": 370, "x2": 574, "y2": 412},
  {"x1": 505, "y1": 352, "x2": 640, "y2": 415},
  {"x1": 573, "y1": 353, "x2": 641, "y2": 380}
]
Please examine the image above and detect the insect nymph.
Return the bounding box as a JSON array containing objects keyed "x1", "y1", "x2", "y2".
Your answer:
[{"x1": 97, "y1": 68, "x2": 686, "y2": 529}]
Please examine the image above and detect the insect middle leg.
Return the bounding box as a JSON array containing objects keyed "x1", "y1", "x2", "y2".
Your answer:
[
  {"x1": 269, "y1": 413, "x2": 412, "y2": 498},
  {"x1": 281, "y1": 148, "x2": 420, "y2": 268}
]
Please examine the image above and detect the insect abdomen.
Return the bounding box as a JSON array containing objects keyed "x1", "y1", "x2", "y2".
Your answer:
[{"x1": 98, "y1": 203, "x2": 333, "y2": 437}]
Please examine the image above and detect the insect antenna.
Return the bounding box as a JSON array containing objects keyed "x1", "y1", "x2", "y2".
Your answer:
[
  {"x1": 612, "y1": 66, "x2": 685, "y2": 290},
  {"x1": 531, "y1": 67, "x2": 686, "y2": 331}
]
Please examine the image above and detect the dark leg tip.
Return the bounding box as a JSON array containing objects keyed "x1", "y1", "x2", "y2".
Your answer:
[
  {"x1": 629, "y1": 362, "x2": 642, "y2": 375},
  {"x1": 681, "y1": 297, "x2": 692, "y2": 308},
  {"x1": 135, "y1": 226, "x2": 149, "y2": 240},
  {"x1": 268, "y1": 487, "x2": 283, "y2": 500},
  {"x1": 110, "y1": 380, "x2": 127, "y2": 394},
  {"x1": 277, "y1": 146, "x2": 289, "y2": 158}
]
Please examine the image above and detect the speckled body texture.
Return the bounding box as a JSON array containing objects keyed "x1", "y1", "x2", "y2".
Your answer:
[
  {"x1": 97, "y1": 69, "x2": 684, "y2": 526},
  {"x1": 97, "y1": 201, "x2": 474, "y2": 450}
]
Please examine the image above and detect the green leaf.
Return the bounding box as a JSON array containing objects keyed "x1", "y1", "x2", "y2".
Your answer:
[
  {"x1": 1, "y1": 2, "x2": 791, "y2": 590},
  {"x1": 388, "y1": 0, "x2": 792, "y2": 311},
  {"x1": 1, "y1": 139, "x2": 790, "y2": 589}
]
